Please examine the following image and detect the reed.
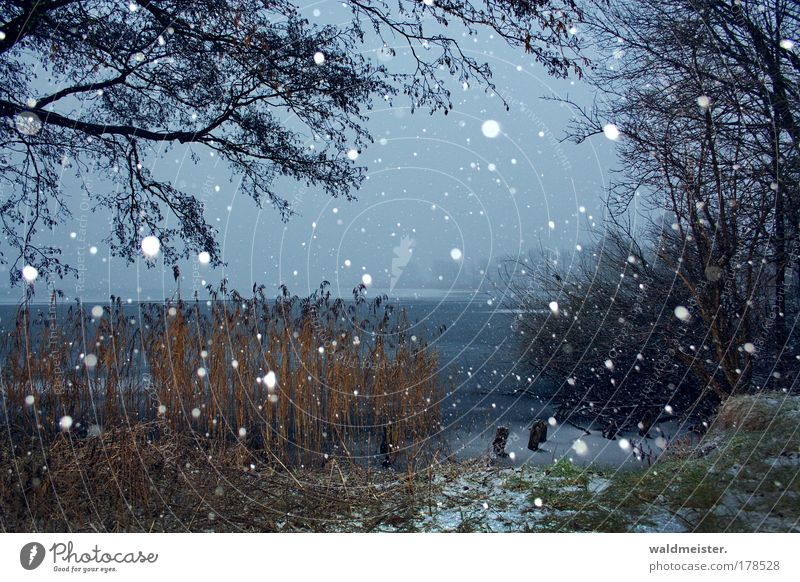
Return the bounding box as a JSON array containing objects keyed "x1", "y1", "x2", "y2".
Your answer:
[{"x1": 0, "y1": 282, "x2": 443, "y2": 469}]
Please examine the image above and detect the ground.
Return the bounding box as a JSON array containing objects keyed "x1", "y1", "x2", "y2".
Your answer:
[
  {"x1": 2, "y1": 393, "x2": 798, "y2": 532},
  {"x1": 335, "y1": 392, "x2": 800, "y2": 533}
]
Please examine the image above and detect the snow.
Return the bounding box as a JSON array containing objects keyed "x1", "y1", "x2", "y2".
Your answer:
[
  {"x1": 141, "y1": 235, "x2": 160, "y2": 258},
  {"x1": 410, "y1": 463, "x2": 538, "y2": 532},
  {"x1": 15, "y1": 112, "x2": 41, "y2": 136},
  {"x1": 602, "y1": 123, "x2": 620, "y2": 140},
  {"x1": 450, "y1": 248, "x2": 462, "y2": 261},
  {"x1": 587, "y1": 477, "x2": 611, "y2": 493},
  {"x1": 572, "y1": 439, "x2": 589, "y2": 455},
  {"x1": 198, "y1": 251, "x2": 211, "y2": 264},
  {"x1": 21, "y1": 265, "x2": 38, "y2": 283},
  {"x1": 384, "y1": 455, "x2": 680, "y2": 532},
  {"x1": 481, "y1": 120, "x2": 501, "y2": 138},
  {"x1": 674, "y1": 305, "x2": 691, "y2": 321}
]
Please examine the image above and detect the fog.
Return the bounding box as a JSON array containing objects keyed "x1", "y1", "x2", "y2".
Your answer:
[{"x1": 0, "y1": 2, "x2": 617, "y2": 303}]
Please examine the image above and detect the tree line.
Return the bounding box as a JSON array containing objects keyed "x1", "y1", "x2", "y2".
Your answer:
[{"x1": 506, "y1": 0, "x2": 799, "y2": 429}]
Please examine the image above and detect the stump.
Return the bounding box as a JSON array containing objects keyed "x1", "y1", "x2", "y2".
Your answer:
[
  {"x1": 638, "y1": 408, "x2": 659, "y2": 437},
  {"x1": 688, "y1": 422, "x2": 708, "y2": 437},
  {"x1": 527, "y1": 419, "x2": 548, "y2": 451},
  {"x1": 602, "y1": 419, "x2": 619, "y2": 440},
  {"x1": 492, "y1": 426, "x2": 510, "y2": 458},
  {"x1": 380, "y1": 428, "x2": 396, "y2": 467}
]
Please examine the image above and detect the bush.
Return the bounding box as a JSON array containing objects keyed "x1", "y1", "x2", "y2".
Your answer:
[{"x1": 501, "y1": 228, "x2": 718, "y2": 430}]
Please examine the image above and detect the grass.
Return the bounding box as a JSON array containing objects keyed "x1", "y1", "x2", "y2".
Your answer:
[
  {"x1": 390, "y1": 393, "x2": 800, "y2": 533},
  {"x1": 1, "y1": 289, "x2": 797, "y2": 534},
  {"x1": 1, "y1": 282, "x2": 442, "y2": 468},
  {"x1": 0, "y1": 420, "x2": 445, "y2": 532},
  {"x1": 519, "y1": 393, "x2": 799, "y2": 533},
  {"x1": 0, "y1": 283, "x2": 449, "y2": 532},
  {"x1": 539, "y1": 393, "x2": 800, "y2": 532}
]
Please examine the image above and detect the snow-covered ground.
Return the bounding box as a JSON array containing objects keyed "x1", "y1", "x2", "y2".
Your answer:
[
  {"x1": 355, "y1": 393, "x2": 800, "y2": 533},
  {"x1": 446, "y1": 419, "x2": 687, "y2": 470}
]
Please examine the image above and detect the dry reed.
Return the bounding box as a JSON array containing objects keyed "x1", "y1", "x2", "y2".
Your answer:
[{"x1": 0, "y1": 282, "x2": 443, "y2": 470}]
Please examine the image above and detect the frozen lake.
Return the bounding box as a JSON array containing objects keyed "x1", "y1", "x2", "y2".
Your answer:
[
  {"x1": 0, "y1": 293, "x2": 676, "y2": 470},
  {"x1": 389, "y1": 293, "x2": 675, "y2": 469}
]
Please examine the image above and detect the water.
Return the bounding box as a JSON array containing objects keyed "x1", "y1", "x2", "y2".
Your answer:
[
  {"x1": 393, "y1": 295, "x2": 666, "y2": 468},
  {"x1": 0, "y1": 295, "x2": 670, "y2": 469}
]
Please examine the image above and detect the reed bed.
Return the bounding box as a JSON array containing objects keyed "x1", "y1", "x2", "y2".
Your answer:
[
  {"x1": 0, "y1": 419, "x2": 435, "y2": 532},
  {"x1": 0, "y1": 282, "x2": 443, "y2": 469}
]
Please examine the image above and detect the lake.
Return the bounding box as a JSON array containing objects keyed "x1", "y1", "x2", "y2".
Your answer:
[{"x1": 0, "y1": 292, "x2": 670, "y2": 469}]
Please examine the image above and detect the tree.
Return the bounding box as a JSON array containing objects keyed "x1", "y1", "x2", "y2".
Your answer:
[
  {"x1": 502, "y1": 230, "x2": 705, "y2": 429},
  {"x1": 507, "y1": 0, "x2": 799, "y2": 425},
  {"x1": 0, "y1": 0, "x2": 582, "y2": 283}
]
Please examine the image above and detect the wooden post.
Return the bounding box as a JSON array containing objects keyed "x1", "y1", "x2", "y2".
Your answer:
[
  {"x1": 527, "y1": 419, "x2": 548, "y2": 451},
  {"x1": 602, "y1": 419, "x2": 619, "y2": 440},
  {"x1": 638, "y1": 408, "x2": 659, "y2": 437},
  {"x1": 492, "y1": 426, "x2": 509, "y2": 458}
]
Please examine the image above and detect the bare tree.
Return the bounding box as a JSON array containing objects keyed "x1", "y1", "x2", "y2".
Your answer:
[
  {"x1": 506, "y1": 0, "x2": 799, "y2": 424},
  {"x1": 501, "y1": 229, "x2": 705, "y2": 429},
  {"x1": 573, "y1": 0, "x2": 799, "y2": 387},
  {"x1": 0, "y1": 0, "x2": 583, "y2": 283}
]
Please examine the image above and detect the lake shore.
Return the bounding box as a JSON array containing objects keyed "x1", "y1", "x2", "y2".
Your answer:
[{"x1": 3, "y1": 393, "x2": 797, "y2": 533}]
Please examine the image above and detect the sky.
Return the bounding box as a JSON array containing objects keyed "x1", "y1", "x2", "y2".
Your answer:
[{"x1": 0, "y1": 1, "x2": 619, "y2": 304}]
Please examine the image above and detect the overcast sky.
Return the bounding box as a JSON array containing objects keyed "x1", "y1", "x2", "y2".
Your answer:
[{"x1": 0, "y1": 1, "x2": 619, "y2": 304}]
